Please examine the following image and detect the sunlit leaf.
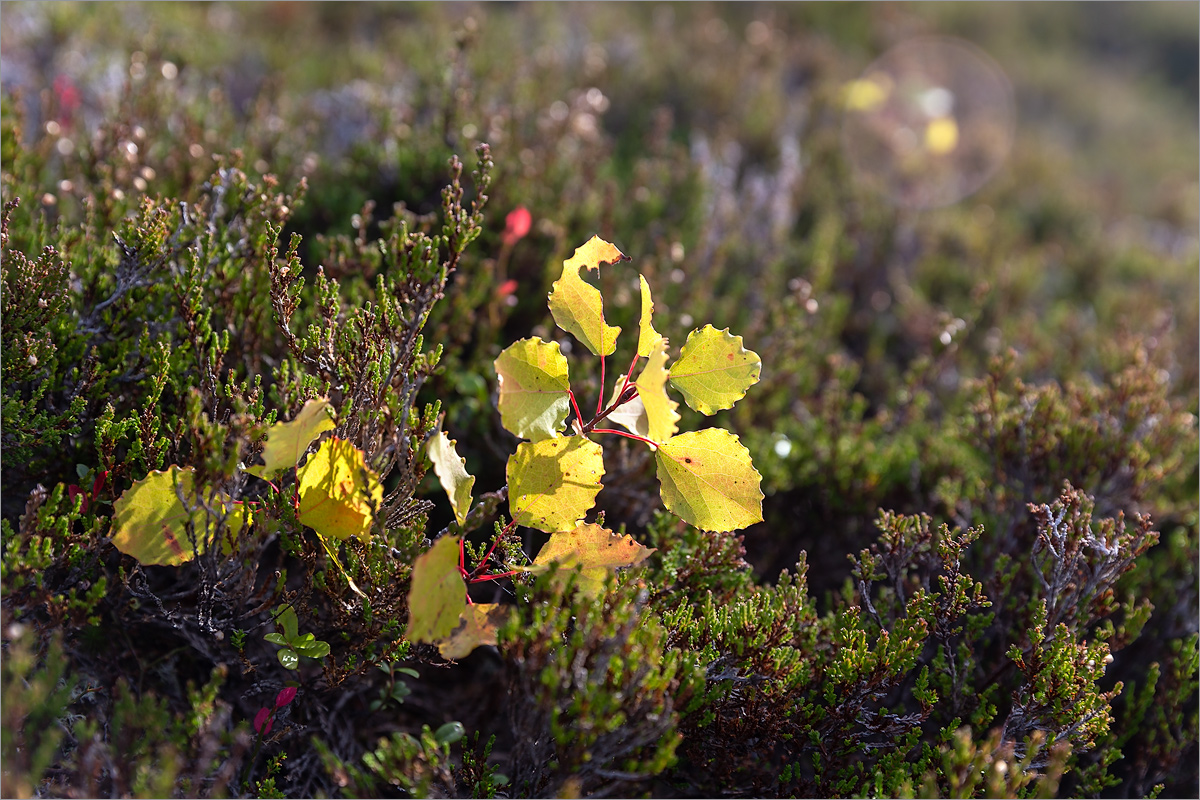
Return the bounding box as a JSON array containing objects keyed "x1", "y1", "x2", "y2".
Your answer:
[
  {"x1": 427, "y1": 430, "x2": 475, "y2": 527},
  {"x1": 277, "y1": 649, "x2": 299, "y2": 670},
  {"x1": 494, "y1": 337, "x2": 572, "y2": 441},
  {"x1": 667, "y1": 325, "x2": 761, "y2": 415},
  {"x1": 507, "y1": 436, "x2": 604, "y2": 532},
  {"x1": 530, "y1": 522, "x2": 655, "y2": 598},
  {"x1": 636, "y1": 274, "x2": 664, "y2": 357},
  {"x1": 244, "y1": 397, "x2": 335, "y2": 480},
  {"x1": 437, "y1": 603, "x2": 513, "y2": 660},
  {"x1": 297, "y1": 437, "x2": 383, "y2": 545},
  {"x1": 406, "y1": 536, "x2": 466, "y2": 644},
  {"x1": 635, "y1": 338, "x2": 680, "y2": 443},
  {"x1": 111, "y1": 466, "x2": 249, "y2": 566},
  {"x1": 548, "y1": 236, "x2": 627, "y2": 356},
  {"x1": 655, "y1": 428, "x2": 763, "y2": 532}
]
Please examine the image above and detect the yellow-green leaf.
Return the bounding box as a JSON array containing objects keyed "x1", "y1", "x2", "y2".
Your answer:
[
  {"x1": 507, "y1": 436, "x2": 604, "y2": 532},
  {"x1": 636, "y1": 274, "x2": 664, "y2": 357},
  {"x1": 427, "y1": 430, "x2": 475, "y2": 527},
  {"x1": 297, "y1": 437, "x2": 383, "y2": 544},
  {"x1": 494, "y1": 337, "x2": 571, "y2": 441},
  {"x1": 437, "y1": 603, "x2": 513, "y2": 660},
  {"x1": 655, "y1": 429, "x2": 763, "y2": 532},
  {"x1": 245, "y1": 397, "x2": 335, "y2": 480},
  {"x1": 548, "y1": 236, "x2": 627, "y2": 356},
  {"x1": 667, "y1": 325, "x2": 761, "y2": 415},
  {"x1": 112, "y1": 466, "x2": 249, "y2": 566},
  {"x1": 530, "y1": 523, "x2": 655, "y2": 598},
  {"x1": 635, "y1": 338, "x2": 680, "y2": 443},
  {"x1": 406, "y1": 536, "x2": 466, "y2": 644}
]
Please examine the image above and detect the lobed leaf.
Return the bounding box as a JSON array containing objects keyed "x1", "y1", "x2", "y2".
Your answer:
[
  {"x1": 427, "y1": 430, "x2": 475, "y2": 527},
  {"x1": 437, "y1": 603, "x2": 513, "y2": 660},
  {"x1": 655, "y1": 428, "x2": 764, "y2": 532},
  {"x1": 667, "y1": 325, "x2": 762, "y2": 415},
  {"x1": 636, "y1": 274, "x2": 665, "y2": 357},
  {"x1": 405, "y1": 535, "x2": 467, "y2": 644},
  {"x1": 548, "y1": 235, "x2": 627, "y2": 356},
  {"x1": 111, "y1": 466, "x2": 249, "y2": 566},
  {"x1": 244, "y1": 397, "x2": 335, "y2": 480},
  {"x1": 636, "y1": 338, "x2": 681, "y2": 443},
  {"x1": 507, "y1": 436, "x2": 604, "y2": 532},
  {"x1": 296, "y1": 437, "x2": 383, "y2": 545},
  {"x1": 530, "y1": 522, "x2": 655, "y2": 598},
  {"x1": 494, "y1": 337, "x2": 572, "y2": 441}
]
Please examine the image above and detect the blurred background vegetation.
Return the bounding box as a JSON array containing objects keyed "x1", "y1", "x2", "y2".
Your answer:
[{"x1": 2, "y1": 2, "x2": 1196, "y2": 796}]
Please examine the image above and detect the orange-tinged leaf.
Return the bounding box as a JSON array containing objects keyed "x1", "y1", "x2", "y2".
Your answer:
[
  {"x1": 427, "y1": 430, "x2": 475, "y2": 527},
  {"x1": 245, "y1": 397, "x2": 335, "y2": 480},
  {"x1": 437, "y1": 603, "x2": 513, "y2": 660},
  {"x1": 507, "y1": 436, "x2": 604, "y2": 532},
  {"x1": 667, "y1": 325, "x2": 761, "y2": 415},
  {"x1": 494, "y1": 337, "x2": 571, "y2": 442},
  {"x1": 297, "y1": 437, "x2": 383, "y2": 544},
  {"x1": 655, "y1": 428, "x2": 763, "y2": 532},
  {"x1": 530, "y1": 523, "x2": 655, "y2": 598},
  {"x1": 548, "y1": 236, "x2": 627, "y2": 356},
  {"x1": 111, "y1": 466, "x2": 249, "y2": 566},
  {"x1": 406, "y1": 536, "x2": 466, "y2": 644},
  {"x1": 635, "y1": 338, "x2": 680, "y2": 443},
  {"x1": 636, "y1": 275, "x2": 664, "y2": 357}
]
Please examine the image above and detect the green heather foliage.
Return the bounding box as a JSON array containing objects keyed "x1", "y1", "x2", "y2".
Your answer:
[{"x1": 2, "y1": 4, "x2": 1196, "y2": 799}]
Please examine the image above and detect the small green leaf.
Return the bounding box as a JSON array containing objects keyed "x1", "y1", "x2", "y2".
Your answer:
[
  {"x1": 635, "y1": 338, "x2": 680, "y2": 443},
  {"x1": 263, "y1": 633, "x2": 288, "y2": 647},
  {"x1": 295, "y1": 639, "x2": 330, "y2": 659},
  {"x1": 507, "y1": 436, "x2": 605, "y2": 532},
  {"x1": 494, "y1": 337, "x2": 572, "y2": 441},
  {"x1": 111, "y1": 466, "x2": 249, "y2": 566},
  {"x1": 427, "y1": 430, "x2": 475, "y2": 527},
  {"x1": 667, "y1": 325, "x2": 762, "y2": 415},
  {"x1": 277, "y1": 649, "x2": 300, "y2": 671},
  {"x1": 434, "y1": 721, "x2": 466, "y2": 746},
  {"x1": 655, "y1": 428, "x2": 764, "y2": 532},
  {"x1": 636, "y1": 274, "x2": 664, "y2": 357},
  {"x1": 405, "y1": 536, "x2": 467, "y2": 644},
  {"x1": 297, "y1": 437, "x2": 383, "y2": 544},
  {"x1": 548, "y1": 236, "x2": 627, "y2": 356},
  {"x1": 275, "y1": 606, "x2": 299, "y2": 640},
  {"x1": 530, "y1": 523, "x2": 655, "y2": 598},
  {"x1": 437, "y1": 603, "x2": 513, "y2": 660},
  {"x1": 245, "y1": 397, "x2": 335, "y2": 480}
]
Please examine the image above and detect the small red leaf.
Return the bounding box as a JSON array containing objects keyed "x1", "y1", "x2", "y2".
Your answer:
[
  {"x1": 253, "y1": 707, "x2": 273, "y2": 735},
  {"x1": 275, "y1": 686, "x2": 297, "y2": 708},
  {"x1": 501, "y1": 206, "x2": 532, "y2": 245}
]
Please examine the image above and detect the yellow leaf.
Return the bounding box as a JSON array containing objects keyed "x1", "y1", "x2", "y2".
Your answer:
[
  {"x1": 427, "y1": 430, "x2": 475, "y2": 527},
  {"x1": 636, "y1": 274, "x2": 664, "y2": 357},
  {"x1": 245, "y1": 397, "x2": 335, "y2": 480},
  {"x1": 655, "y1": 429, "x2": 763, "y2": 532},
  {"x1": 111, "y1": 466, "x2": 249, "y2": 566},
  {"x1": 297, "y1": 437, "x2": 383, "y2": 544},
  {"x1": 507, "y1": 436, "x2": 604, "y2": 532},
  {"x1": 437, "y1": 603, "x2": 513, "y2": 660},
  {"x1": 635, "y1": 338, "x2": 680, "y2": 443},
  {"x1": 530, "y1": 523, "x2": 655, "y2": 598},
  {"x1": 667, "y1": 325, "x2": 761, "y2": 415},
  {"x1": 406, "y1": 536, "x2": 466, "y2": 644},
  {"x1": 548, "y1": 236, "x2": 627, "y2": 356},
  {"x1": 494, "y1": 337, "x2": 571, "y2": 441}
]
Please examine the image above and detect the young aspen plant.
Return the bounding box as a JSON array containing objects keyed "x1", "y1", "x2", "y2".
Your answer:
[{"x1": 408, "y1": 236, "x2": 764, "y2": 659}]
